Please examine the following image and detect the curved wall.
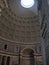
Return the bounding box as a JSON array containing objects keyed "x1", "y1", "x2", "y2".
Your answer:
[{"x1": 0, "y1": 1, "x2": 42, "y2": 65}]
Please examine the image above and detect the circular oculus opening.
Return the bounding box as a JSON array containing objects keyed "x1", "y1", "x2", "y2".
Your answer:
[{"x1": 21, "y1": 0, "x2": 35, "y2": 8}]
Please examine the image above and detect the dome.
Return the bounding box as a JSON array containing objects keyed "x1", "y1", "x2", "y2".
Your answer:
[{"x1": 0, "y1": 0, "x2": 40, "y2": 43}]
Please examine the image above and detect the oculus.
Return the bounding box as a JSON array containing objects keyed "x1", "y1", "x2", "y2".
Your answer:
[{"x1": 21, "y1": 0, "x2": 35, "y2": 8}]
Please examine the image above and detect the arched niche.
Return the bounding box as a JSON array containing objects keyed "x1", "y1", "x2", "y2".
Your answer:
[{"x1": 21, "y1": 48, "x2": 35, "y2": 65}]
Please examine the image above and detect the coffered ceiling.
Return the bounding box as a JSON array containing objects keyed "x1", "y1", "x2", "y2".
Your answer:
[{"x1": 0, "y1": 0, "x2": 40, "y2": 43}]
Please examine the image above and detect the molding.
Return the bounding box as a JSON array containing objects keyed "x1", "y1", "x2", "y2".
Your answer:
[{"x1": 0, "y1": 36, "x2": 40, "y2": 45}]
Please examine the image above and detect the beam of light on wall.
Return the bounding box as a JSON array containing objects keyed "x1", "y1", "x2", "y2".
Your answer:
[{"x1": 21, "y1": 0, "x2": 35, "y2": 8}]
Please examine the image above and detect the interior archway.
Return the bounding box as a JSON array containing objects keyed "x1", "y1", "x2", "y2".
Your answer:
[{"x1": 21, "y1": 48, "x2": 34, "y2": 65}]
